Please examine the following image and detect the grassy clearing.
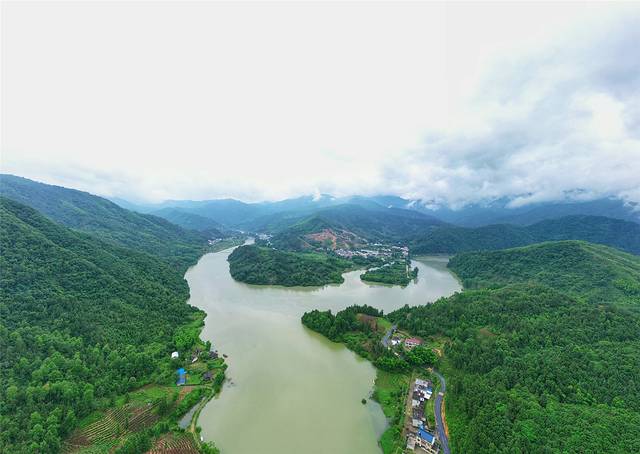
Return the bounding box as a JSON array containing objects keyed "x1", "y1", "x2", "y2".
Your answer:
[
  {"x1": 209, "y1": 237, "x2": 246, "y2": 253},
  {"x1": 373, "y1": 370, "x2": 410, "y2": 454},
  {"x1": 377, "y1": 316, "x2": 392, "y2": 333}
]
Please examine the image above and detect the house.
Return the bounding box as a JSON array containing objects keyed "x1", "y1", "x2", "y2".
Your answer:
[
  {"x1": 404, "y1": 337, "x2": 423, "y2": 349},
  {"x1": 171, "y1": 351, "x2": 179, "y2": 359},
  {"x1": 176, "y1": 368, "x2": 186, "y2": 386},
  {"x1": 414, "y1": 378, "x2": 434, "y2": 400},
  {"x1": 209, "y1": 350, "x2": 219, "y2": 359},
  {"x1": 415, "y1": 428, "x2": 438, "y2": 453},
  {"x1": 203, "y1": 371, "x2": 213, "y2": 381}
]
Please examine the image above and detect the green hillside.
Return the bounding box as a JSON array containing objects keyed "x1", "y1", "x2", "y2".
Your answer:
[
  {"x1": 448, "y1": 241, "x2": 640, "y2": 304},
  {"x1": 389, "y1": 284, "x2": 640, "y2": 453},
  {"x1": 411, "y1": 215, "x2": 640, "y2": 255},
  {"x1": 0, "y1": 198, "x2": 202, "y2": 452},
  {"x1": 270, "y1": 204, "x2": 443, "y2": 250},
  {"x1": 227, "y1": 244, "x2": 351, "y2": 286},
  {"x1": 389, "y1": 241, "x2": 640, "y2": 453},
  {"x1": 0, "y1": 174, "x2": 207, "y2": 269},
  {"x1": 152, "y1": 207, "x2": 226, "y2": 236}
]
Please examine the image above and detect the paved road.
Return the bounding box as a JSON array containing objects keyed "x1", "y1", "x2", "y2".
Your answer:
[
  {"x1": 381, "y1": 324, "x2": 397, "y2": 348},
  {"x1": 433, "y1": 370, "x2": 451, "y2": 454}
]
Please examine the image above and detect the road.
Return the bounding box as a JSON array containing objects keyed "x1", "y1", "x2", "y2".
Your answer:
[
  {"x1": 381, "y1": 324, "x2": 397, "y2": 348},
  {"x1": 433, "y1": 370, "x2": 451, "y2": 454}
]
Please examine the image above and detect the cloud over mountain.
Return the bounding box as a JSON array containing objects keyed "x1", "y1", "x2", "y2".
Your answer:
[{"x1": 383, "y1": 13, "x2": 640, "y2": 208}]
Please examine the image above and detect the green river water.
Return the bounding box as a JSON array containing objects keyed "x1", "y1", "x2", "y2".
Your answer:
[{"x1": 184, "y1": 247, "x2": 461, "y2": 453}]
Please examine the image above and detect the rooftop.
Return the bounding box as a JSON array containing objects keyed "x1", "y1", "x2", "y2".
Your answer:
[{"x1": 418, "y1": 428, "x2": 435, "y2": 444}]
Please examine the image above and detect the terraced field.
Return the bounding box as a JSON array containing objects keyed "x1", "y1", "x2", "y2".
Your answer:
[
  {"x1": 147, "y1": 433, "x2": 199, "y2": 454},
  {"x1": 62, "y1": 402, "x2": 159, "y2": 453}
]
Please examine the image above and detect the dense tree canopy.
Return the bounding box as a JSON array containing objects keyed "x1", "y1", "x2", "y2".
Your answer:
[
  {"x1": 228, "y1": 245, "x2": 352, "y2": 286},
  {"x1": 410, "y1": 215, "x2": 640, "y2": 256},
  {"x1": 360, "y1": 261, "x2": 418, "y2": 286},
  {"x1": 0, "y1": 174, "x2": 208, "y2": 270},
  {"x1": 448, "y1": 241, "x2": 640, "y2": 305},
  {"x1": 0, "y1": 198, "x2": 200, "y2": 453},
  {"x1": 389, "y1": 241, "x2": 640, "y2": 453}
]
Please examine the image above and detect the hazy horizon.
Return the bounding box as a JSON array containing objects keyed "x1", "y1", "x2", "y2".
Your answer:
[{"x1": 2, "y1": 2, "x2": 639, "y2": 208}]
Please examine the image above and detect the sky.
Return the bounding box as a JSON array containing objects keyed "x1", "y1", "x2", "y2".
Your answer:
[{"x1": 2, "y1": 1, "x2": 639, "y2": 207}]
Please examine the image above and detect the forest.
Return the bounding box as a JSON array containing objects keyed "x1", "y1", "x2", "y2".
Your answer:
[
  {"x1": 0, "y1": 174, "x2": 209, "y2": 270},
  {"x1": 448, "y1": 241, "x2": 640, "y2": 304},
  {"x1": 388, "y1": 241, "x2": 640, "y2": 453},
  {"x1": 360, "y1": 261, "x2": 418, "y2": 286},
  {"x1": 410, "y1": 215, "x2": 640, "y2": 256},
  {"x1": 0, "y1": 198, "x2": 205, "y2": 453},
  {"x1": 227, "y1": 244, "x2": 352, "y2": 286}
]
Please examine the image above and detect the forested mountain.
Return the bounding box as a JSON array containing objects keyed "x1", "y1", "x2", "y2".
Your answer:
[
  {"x1": 411, "y1": 215, "x2": 640, "y2": 255},
  {"x1": 0, "y1": 174, "x2": 207, "y2": 269},
  {"x1": 449, "y1": 241, "x2": 640, "y2": 305},
  {"x1": 152, "y1": 207, "x2": 226, "y2": 236},
  {"x1": 270, "y1": 204, "x2": 444, "y2": 250},
  {"x1": 112, "y1": 189, "x2": 639, "y2": 232},
  {"x1": 0, "y1": 198, "x2": 199, "y2": 452},
  {"x1": 420, "y1": 197, "x2": 640, "y2": 226},
  {"x1": 389, "y1": 241, "x2": 640, "y2": 453}
]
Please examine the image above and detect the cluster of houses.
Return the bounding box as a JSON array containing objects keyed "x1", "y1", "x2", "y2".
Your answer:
[
  {"x1": 406, "y1": 378, "x2": 439, "y2": 453},
  {"x1": 172, "y1": 348, "x2": 220, "y2": 386},
  {"x1": 335, "y1": 248, "x2": 385, "y2": 259},
  {"x1": 390, "y1": 336, "x2": 423, "y2": 349},
  {"x1": 334, "y1": 244, "x2": 410, "y2": 260}
]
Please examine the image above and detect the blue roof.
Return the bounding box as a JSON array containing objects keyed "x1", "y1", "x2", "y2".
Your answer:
[
  {"x1": 177, "y1": 376, "x2": 186, "y2": 385},
  {"x1": 177, "y1": 368, "x2": 186, "y2": 375},
  {"x1": 418, "y1": 428, "x2": 435, "y2": 444}
]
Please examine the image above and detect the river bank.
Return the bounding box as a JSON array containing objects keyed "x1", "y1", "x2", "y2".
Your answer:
[{"x1": 185, "y1": 247, "x2": 461, "y2": 453}]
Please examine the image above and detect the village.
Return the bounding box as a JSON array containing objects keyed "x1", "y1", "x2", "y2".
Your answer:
[
  {"x1": 334, "y1": 244, "x2": 409, "y2": 260},
  {"x1": 405, "y1": 377, "x2": 439, "y2": 453},
  {"x1": 385, "y1": 330, "x2": 446, "y2": 454}
]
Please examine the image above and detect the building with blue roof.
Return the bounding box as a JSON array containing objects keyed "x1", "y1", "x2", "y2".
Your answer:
[
  {"x1": 177, "y1": 368, "x2": 186, "y2": 386},
  {"x1": 418, "y1": 428, "x2": 435, "y2": 444}
]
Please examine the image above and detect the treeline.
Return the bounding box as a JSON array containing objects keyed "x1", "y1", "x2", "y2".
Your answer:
[
  {"x1": 228, "y1": 244, "x2": 351, "y2": 286},
  {"x1": 301, "y1": 305, "x2": 382, "y2": 341},
  {"x1": 411, "y1": 215, "x2": 640, "y2": 256},
  {"x1": 0, "y1": 174, "x2": 209, "y2": 270},
  {"x1": 448, "y1": 241, "x2": 640, "y2": 305},
  {"x1": 0, "y1": 198, "x2": 203, "y2": 453},
  {"x1": 268, "y1": 204, "x2": 443, "y2": 251},
  {"x1": 360, "y1": 261, "x2": 418, "y2": 286},
  {"x1": 301, "y1": 305, "x2": 437, "y2": 372},
  {"x1": 388, "y1": 241, "x2": 640, "y2": 453}
]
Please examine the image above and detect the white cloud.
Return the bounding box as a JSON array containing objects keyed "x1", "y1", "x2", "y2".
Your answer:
[{"x1": 1, "y1": 2, "x2": 639, "y2": 205}]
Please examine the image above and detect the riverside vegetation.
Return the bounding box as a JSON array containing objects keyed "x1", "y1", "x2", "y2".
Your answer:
[
  {"x1": 303, "y1": 240, "x2": 640, "y2": 453},
  {"x1": 360, "y1": 261, "x2": 419, "y2": 286},
  {"x1": 301, "y1": 305, "x2": 439, "y2": 453},
  {"x1": 0, "y1": 195, "x2": 226, "y2": 453}
]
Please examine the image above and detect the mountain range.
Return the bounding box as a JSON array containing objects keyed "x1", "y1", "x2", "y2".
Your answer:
[{"x1": 108, "y1": 191, "x2": 640, "y2": 230}]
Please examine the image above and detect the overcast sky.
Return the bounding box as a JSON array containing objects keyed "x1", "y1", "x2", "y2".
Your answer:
[{"x1": 2, "y1": 1, "x2": 639, "y2": 206}]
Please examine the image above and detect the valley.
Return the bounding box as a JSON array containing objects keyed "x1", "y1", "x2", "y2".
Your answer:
[
  {"x1": 185, "y1": 248, "x2": 461, "y2": 453},
  {"x1": 1, "y1": 174, "x2": 639, "y2": 454},
  {"x1": 4, "y1": 5, "x2": 639, "y2": 453}
]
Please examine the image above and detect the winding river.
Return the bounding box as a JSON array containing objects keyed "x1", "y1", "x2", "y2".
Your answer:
[{"x1": 185, "y1": 247, "x2": 461, "y2": 453}]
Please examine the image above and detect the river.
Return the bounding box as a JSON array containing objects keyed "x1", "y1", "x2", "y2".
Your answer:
[{"x1": 184, "y1": 248, "x2": 461, "y2": 453}]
